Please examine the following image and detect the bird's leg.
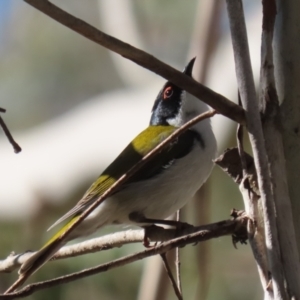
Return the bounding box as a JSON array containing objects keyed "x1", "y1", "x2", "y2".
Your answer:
[
  {"x1": 129, "y1": 211, "x2": 194, "y2": 229},
  {"x1": 142, "y1": 225, "x2": 160, "y2": 248},
  {"x1": 129, "y1": 212, "x2": 194, "y2": 247}
]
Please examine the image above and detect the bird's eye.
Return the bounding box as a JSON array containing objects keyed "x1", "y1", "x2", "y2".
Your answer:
[{"x1": 163, "y1": 86, "x2": 173, "y2": 99}]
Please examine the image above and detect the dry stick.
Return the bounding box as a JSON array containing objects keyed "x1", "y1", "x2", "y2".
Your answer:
[
  {"x1": 137, "y1": 212, "x2": 176, "y2": 300},
  {"x1": 5, "y1": 110, "x2": 218, "y2": 293},
  {"x1": 225, "y1": 1, "x2": 286, "y2": 299},
  {"x1": 175, "y1": 210, "x2": 182, "y2": 295},
  {"x1": 1, "y1": 219, "x2": 234, "y2": 274},
  {"x1": 23, "y1": 0, "x2": 245, "y2": 125},
  {"x1": 0, "y1": 114, "x2": 22, "y2": 153},
  {"x1": 1, "y1": 216, "x2": 245, "y2": 300},
  {"x1": 236, "y1": 94, "x2": 248, "y2": 178},
  {"x1": 215, "y1": 147, "x2": 271, "y2": 295},
  {"x1": 236, "y1": 125, "x2": 249, "y2": 178},
  {"x1": 260, "y1": 0, "x2": 300, "y2": 297},
  {"x1": 236, "y1": 120, "x2": 271, "y2": 296},
  {"x1": 0, "y1": 230, "x2": 145, "y2": 273},
  {"x1": 161, "y1": 253, "x2": 183, "y2": 300}
]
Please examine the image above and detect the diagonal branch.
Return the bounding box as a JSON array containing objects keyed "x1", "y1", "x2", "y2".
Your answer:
[
  {"x1": 23, "y1": 0, "x2": 245, "y2": 125},
  {"x1": 161, "y1": 253, "x2": 183, "y2": 300},
  {"x1": 0, "y1": 109, "x2": 22, "y2": 153}
]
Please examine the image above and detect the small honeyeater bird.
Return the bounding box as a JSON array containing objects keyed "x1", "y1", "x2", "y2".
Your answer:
[{"x1": 19, "y1": 58, "x2": 217, "y2": 276}]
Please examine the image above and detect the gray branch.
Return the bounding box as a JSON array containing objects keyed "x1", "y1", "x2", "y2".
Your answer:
[
  {"x1": 215, "y1": 147, "x2": 272, "y2": 298},
  {"x1": 0, "y1": 216, "x2": 247, "y2": 299},
  {"x1": 260, "y1": 0, "x2": 300, "y2": 297},
  {"x1": 23, "y1": 0, "x2": 245, "y2": 124},
  {"x1": 225, "y1": 0, "x2": 286, "y2": 299}
]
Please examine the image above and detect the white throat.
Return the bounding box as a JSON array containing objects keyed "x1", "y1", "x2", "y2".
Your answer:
[
  {"x1": 167, "y1": 92, "x2": 210, "y2": 126},
  {"x1": 167, "y1": 91, "x2": 216, "y2": 156}
]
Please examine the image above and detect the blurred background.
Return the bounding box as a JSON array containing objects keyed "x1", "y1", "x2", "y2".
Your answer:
[{"x1": 0, "y1": 0, "x2": 263, "y2": 299}]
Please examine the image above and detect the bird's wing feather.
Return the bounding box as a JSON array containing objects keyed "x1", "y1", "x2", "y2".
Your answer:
[
  {"x1": 47, "y1": 176, "x2": 115, "y2": 231},
  {"x1": 48, "y1": 126, "x2": 198, "y2": 230}
]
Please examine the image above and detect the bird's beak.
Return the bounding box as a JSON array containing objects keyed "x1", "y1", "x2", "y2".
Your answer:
[{"x1": 183, "y1": 57, "x2": 196, "y2": 77}]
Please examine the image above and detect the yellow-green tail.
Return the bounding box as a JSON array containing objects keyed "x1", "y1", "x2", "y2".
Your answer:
[{"x1": 19, "y1": 216, "x2": 79, "y2": 276}]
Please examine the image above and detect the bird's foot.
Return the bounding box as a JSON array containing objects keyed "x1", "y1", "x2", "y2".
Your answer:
[{"x1": 143, "y1": 225, "x2": 160, "y2": 248}]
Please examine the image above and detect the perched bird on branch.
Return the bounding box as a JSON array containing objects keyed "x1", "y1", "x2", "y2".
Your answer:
[{"x1": 19, "y1": 58, "x2": 217, "y2": 277}]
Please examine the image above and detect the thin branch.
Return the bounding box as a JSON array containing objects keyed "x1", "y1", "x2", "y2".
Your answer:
[
  {"x1": 236, "y1": 94, "x2": 248, "y2": 178},
  {"x1": 0, "y1": 230, "x2": 144, "y2": 273},
  {"x1": 215, "y1": 147, "x2": 271, "y2": 297},
  {"x1": 23, "y1": 0, "x2": 245, "y2": 125},
  {"x1": 0, "y1": 110, "x2": 22, "y2": 153},
  {"x1": 225, "y1": 0, "x2": 286, "y2": 298},
  {"x1": 2, "y1": 210, "x2": 245, "y2": 274},
  {"x1": 175, "y1": 210, "x2": 182, "y2": 295},
  {"x1": 236, "y1": 126, "x2": 248, "y2": 177},
  {"x1": 1, "y1": 215, "x2": 247, "y2": 299},
  {"x1": 6, "y1": 110, "x2": 218, "y2": 292},
  {"x1": 236, "y1": 125, "x2": 272, "y2": 296},
  {"x1": 161, "y1": 253, "x2": 183, "y2": 300}
]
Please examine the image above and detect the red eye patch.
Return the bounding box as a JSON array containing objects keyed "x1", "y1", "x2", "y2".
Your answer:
[{"x1": 163, "y1": 86, "x2": 173, "y2": 99}]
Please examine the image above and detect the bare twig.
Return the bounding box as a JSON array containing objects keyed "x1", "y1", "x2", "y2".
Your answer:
[
  {"x1": 236, "y1": 124, "x2": 271, "y2": 296},
  {"x1": 236, "y1": 126, "x2": 248, "y2": 176},
  {"x1": 1, "y1": 215, "x2": 247, "y2": 299},
  {"x1": 216, "y1": 147, "x2": 271, "y2": 297},
  {"x1": 6, "y1": 110, "x2": 218, "y2": 292},
  {"x1": 0, "y1": 226, "x2": 179, "y2": 274},
  {"x1": 225, "y1": 1, "x2": 286, "y2": 298},
  {"x1": 0, "y1": 230, "x2": 144, "y2": 273},
  {"x1": 175, "y1": 210, "x2": 182, "y2": 295},
  {"x1": 236, "y1": 94, "x2": 248, "y2": 178},
  {"x1": 161, "y1": 253, "x2": 183, "y2": 300},
  {"x1": 0, "y1": 110, "x2": 22, "y2": 153},
  {"x1": 2, "y1": 219, "x2": 230, "y2": 274},
  {"x1": 23, "y1": 0, "x2": 245, "y2": 124}
]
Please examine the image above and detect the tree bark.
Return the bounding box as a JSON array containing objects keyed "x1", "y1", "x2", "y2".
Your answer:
[
  {"x1": 274, "y1": 0, "x2": 300, "y2": 255},
  {"x1": 260, "y1": 0, "x2": 300, "y2": 297}
]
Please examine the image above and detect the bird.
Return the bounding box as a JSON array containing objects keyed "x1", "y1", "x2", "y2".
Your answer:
[{"x1": 19, "y1": 58, "x2": 217, "y2": 277}]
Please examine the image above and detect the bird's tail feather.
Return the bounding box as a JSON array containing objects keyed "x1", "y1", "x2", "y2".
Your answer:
[
  {"x1": 19, "y1": 216, "x2": 79, "y2": 276},
  {"x1": 18, "y1": 239, "x2": 66, "y2": 276}
]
